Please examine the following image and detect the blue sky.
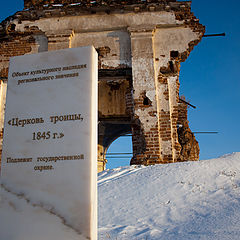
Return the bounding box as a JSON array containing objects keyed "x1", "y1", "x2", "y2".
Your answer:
[
  {"x1": 1, "y1": 1, "x2": 239, "y2": 169},
  {"x1": 181, "y1": 0, "x2": 240, "y2": 159}
]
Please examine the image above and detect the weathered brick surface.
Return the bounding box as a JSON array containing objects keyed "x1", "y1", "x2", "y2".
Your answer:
[{"x1": 177, "y1": 100, "x2": 200, "y2": 161}]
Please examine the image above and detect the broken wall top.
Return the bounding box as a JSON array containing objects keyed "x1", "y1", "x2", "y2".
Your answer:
[
  {"x1": 0, "y1": 0, "x2": 204, "y2": 39},
  {"x1": 24, "y1": 0, "x2": 178, "y2": 10}
]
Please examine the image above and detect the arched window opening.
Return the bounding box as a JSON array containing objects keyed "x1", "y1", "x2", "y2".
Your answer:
[
  {"x1": 105, "y1": 136, "x2": 133, "y2": 170},
  {"x1": 98, "y1": 121, "x2": 132, "y2": 172}
]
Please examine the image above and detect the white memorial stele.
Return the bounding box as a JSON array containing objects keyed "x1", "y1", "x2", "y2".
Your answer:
[{"x1": 1, "y1": 46, "x2": 98, "y2": 240}]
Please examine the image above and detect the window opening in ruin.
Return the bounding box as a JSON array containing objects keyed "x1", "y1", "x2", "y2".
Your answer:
[
  {"x1": 170, "y1": 50, "x2": 179, "y2": 58},
  {"x1": 105, "y1": 136, "x2": 133, "y2": 170},
  {"x1": 10, "y1": 24, "x2": 16, "y2": 31},
  {"x1": 169, "y1": 61, "x2": 175, "y2": 73},
  {"x1": 143, "y1": 96, "x2": 151, "y2": 106}
]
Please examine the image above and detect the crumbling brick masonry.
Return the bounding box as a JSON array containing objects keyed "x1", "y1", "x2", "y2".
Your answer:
[{"x1": 0, "y1": 0, "x2": 204, "y2": 172}]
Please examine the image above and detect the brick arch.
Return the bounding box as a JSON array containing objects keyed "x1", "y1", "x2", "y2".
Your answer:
[{"x1": 98, "y1": 121, "x2": 132, "y2": 172}]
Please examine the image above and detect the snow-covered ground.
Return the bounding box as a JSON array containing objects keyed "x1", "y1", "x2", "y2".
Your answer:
[{"x1": 1, "y1": 152, "x2": 240, "y2": 240}]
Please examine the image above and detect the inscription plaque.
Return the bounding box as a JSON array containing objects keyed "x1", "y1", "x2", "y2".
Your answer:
[{"x1": 1, "y1": 46, "x2": 98, "y2": 240}]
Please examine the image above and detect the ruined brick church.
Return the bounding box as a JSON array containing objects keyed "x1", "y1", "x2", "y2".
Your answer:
[{"x1": 0, "y1": 0, "x2": 204, "y2": 172}]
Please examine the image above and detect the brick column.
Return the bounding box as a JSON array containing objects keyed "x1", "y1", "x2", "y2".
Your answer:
[
  {"x1": 156, "y1": 74, "x2": 174, "y2": 163},
  {"x1": 168, "y1": 75, "x2": 181, "y2": 161},
  {"x1": 128, "y1": 26, "x2": 163, "y2": 165},
  {"x1": 156, "y1": 64, "x2": 182, "y2": 163}
]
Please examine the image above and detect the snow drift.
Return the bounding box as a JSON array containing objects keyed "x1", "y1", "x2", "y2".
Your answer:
[{"x1": 98, "y1": 152, "x2": 240, "y2": 239}]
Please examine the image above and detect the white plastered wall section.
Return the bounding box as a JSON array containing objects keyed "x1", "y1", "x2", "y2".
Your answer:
[
  {"x1": 11, "y1": 11, "x2": 175, "y2": 57},
  {"x1": 71, "y1": 30, "x2": 132, "y2": 68},
  {"x1": 11, "y1": 11, "x2": 196, "y2": 68},
  {"x1": 129, "y1": 26, "x2": 158, "y2": 130},
  {"x1": 13, "y1": 11, "x2": 182, "y2": 33}
]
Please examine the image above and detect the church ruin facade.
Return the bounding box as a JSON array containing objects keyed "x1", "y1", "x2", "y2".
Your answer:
[{"x1": 0, "y1": 0, "x2": 204, "y2": 172}]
